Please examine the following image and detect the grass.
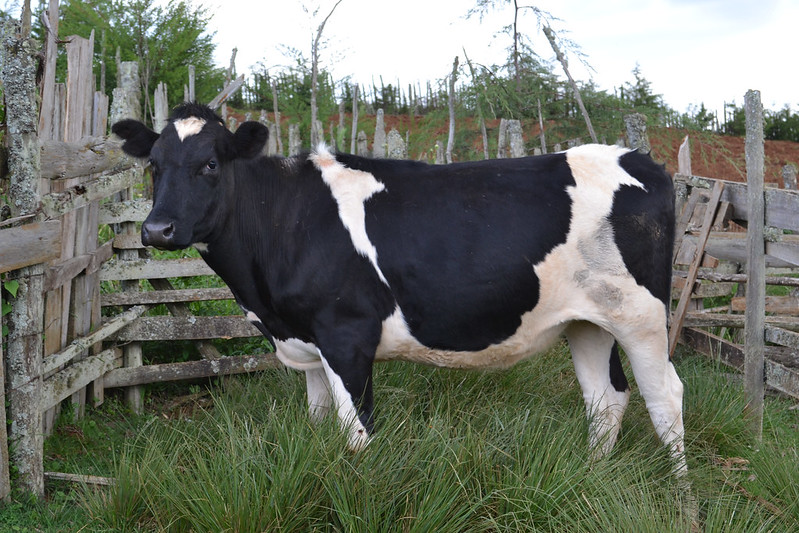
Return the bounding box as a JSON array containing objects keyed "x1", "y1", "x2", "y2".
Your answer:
[{"x1": 3, "y1": 343, "x2": 795, "y2": 531}]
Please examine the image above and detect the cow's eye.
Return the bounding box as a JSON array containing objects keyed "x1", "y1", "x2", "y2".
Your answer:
[{"x1": 206, "y1": 160, "x2": 218, "y2": 171}]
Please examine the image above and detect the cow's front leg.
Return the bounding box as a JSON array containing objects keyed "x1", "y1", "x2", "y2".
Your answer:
[
  {"x1": 304, "y1": 366, "x2": 332, "y2": 422},
  {"x1": 318, "y1": 351, "x2": 374, "y2": 451}
]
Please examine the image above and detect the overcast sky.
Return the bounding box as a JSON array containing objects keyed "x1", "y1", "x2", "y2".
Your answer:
[{"x1": 206, "y1": 0, "x2": 794, "y2": 118}]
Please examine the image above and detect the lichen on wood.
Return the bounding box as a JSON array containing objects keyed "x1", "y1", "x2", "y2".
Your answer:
[{"x1": 1, "y1": 20, "x2": 42, "y2": 217}]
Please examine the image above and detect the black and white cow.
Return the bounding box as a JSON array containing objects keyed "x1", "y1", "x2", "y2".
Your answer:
[{"x1": 113, "y1": 103, "x2": 684, "y2": 472}]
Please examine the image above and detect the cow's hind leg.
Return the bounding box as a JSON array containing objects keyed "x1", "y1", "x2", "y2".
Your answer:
[
  {"x1": 566, "y1": 321, "x2": 631, "y2": 459},
  {"x1": 614, "y1": 304, "x2": 686, "y2": 475}
]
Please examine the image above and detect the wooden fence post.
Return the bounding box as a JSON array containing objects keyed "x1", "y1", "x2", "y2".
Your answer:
[
  {"x1": 386, "y1": 128, "x2": 407, "y2": 159},
  {"x1": 63, "y1": 33, "x2": 99, "y2": 420},
  {"x1": 744, "y1": 89, "x2": 766, "y2": 441},
  {"x1": 1, "y1": 17, "x2": 45, "y2": 497},
  {"x1": 497, "y1": 118, "x2": 508, "y2": 159},
  {"x1": 356, "y1": 130, "x2": 368, "y2": 157},
  {"x1": 186, "y1": 64, "x2": 195, "y2": 103},
  {"x1": 624, "y1": 113, "x2": 651, "y2": 153},
  {"x1": 0, "y1": 288, "x2": 8, "y2": 501},
  {"x1": 110, "y1": 62, "x2": 146, "y2": 414},
  {"x1": 507, "y1": 120, "x2": 526, "y2": 158},
  {"x1": 373, "y1": 109, "x2": 386, "y2": 159},
  {"x1": 678, "y1": 135, "x2": 691, "y2": 175},
  {"x1": 153, "y1": 81, "x2": 168, "y2": 133},
  {"x1": 782, "y1": 163, "x2": 797, "y2": 190},
  {"x1": 288, "y1": 124, "x2": 301, "y2": 156}
]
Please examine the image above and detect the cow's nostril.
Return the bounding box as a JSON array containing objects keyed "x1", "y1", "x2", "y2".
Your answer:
[{"x1": 162, "y1": 222, "x2": 174, "y2": 238}]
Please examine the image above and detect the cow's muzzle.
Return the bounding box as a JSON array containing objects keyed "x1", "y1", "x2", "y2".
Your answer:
[{"x1": 141, "y1": 219, "x2": 180, "y2": 250}]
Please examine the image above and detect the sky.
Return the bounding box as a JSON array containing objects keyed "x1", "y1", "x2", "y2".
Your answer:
[{"x1": 205, "y1": 0, "x2": 795, "y2": 119}]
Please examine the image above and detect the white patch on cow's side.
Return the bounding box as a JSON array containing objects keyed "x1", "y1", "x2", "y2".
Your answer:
[
  {"x1": 192, "y1": 242, "x2": 209, "y2": 253},
  {"x1": 565, "y1": 144, "x2": 645, "y2": 245},
  {"x1": 304, "y1": 366, "x2": 333, "y2": 421},
  {"x1": 174, "y1": 117, "x2": 206, "y2": 141},
  {"x1": 320, "y1": 353, "x2": 371, "y2": 451},
  {"x1": 274, "y1": 338, "x2": 324, "y2": 370},
  {"x1": 310, "y1": 144, "x2": 389, "y2": 285}
]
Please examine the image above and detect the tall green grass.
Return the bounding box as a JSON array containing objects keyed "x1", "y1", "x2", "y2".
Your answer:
[{"x1": 77, "y1": 345, "x2": 797, "y2": 532}]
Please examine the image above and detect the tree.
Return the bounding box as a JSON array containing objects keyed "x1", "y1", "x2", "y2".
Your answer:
[
  {"x1": 309, "y1": 0, "x2": 343, "y2": 146},
  {"x1": 43, "y1": 0, "x2": 223, "y2": 126},
  {"x1": 620, "y1": 64, "x2": 663, "y2": 111},
  {"x1": 765, "y1": 105, "x2": 799, "y2": 142},
  {"x1": 467, "y1": 0, "x2": 554, "y2": 93}
]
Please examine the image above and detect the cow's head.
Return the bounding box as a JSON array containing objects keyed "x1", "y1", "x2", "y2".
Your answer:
[{"x1": 112, "y1": 103, "x2": 268, "y2": 250}]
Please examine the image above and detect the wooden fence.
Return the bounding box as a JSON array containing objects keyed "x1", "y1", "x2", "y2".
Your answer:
[
  {"x1": 1, "y1": 23, "x2": 798, "y2": 502},
  {"x1": 0, "y1": 17, "x2": 277, "y2": 499}
]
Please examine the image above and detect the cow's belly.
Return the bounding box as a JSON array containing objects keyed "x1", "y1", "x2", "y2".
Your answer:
[{"x1": 375, "y1": 305, "x2": 570, "y2": 369}]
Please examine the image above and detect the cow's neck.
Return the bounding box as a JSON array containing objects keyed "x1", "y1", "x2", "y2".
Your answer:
[{"x1": 198, "y1": 156, "x2": 310, "y2": 341}]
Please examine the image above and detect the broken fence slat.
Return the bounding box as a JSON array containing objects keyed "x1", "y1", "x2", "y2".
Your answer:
[
  {"x1": 42, "y1": 305, "x2": 148, "y2": 374},
  {"x1": 41, "y1": 348, "x2": 121, "y2": 410},
  {"x1": 669, "y1": 180, "x2": 725, "y2": 357},
  {"x1": 208, "y1": 74, "x2": 245, "y2": 110}
]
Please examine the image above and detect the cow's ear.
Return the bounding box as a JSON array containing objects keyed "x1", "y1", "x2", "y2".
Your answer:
[
  {"x1": 112, "y1": 119, "x2": 160, "y2": 158},
  {"x1": 233, "y1": 121, "x2": 269, "y2": 159}
]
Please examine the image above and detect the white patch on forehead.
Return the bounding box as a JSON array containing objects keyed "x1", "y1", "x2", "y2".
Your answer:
[
  {"x1": 174, "y1": 117, "x2": 206, "y2": 141},
  {"x1": 310, "y1": 144, "x2": 389, "y2": 285}
]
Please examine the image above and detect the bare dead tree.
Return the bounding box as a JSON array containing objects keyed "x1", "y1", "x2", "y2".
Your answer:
[
  {"x1": 310, "y1": 0, "x2": 344, "y2": 147},
  {"x1": 467, "y1": 1, "x2": 552, "y2": 93},
  {"x1": 350, "y1": 84, "x2": 359, "y2": 154},
  {"x1": 463, "y1": 48, "x2": 489, "y2": 160},
  {"x1": 272, "y1": 80, "x2": 284, "y2": 155},
  {"x1": 446, "y1": 56, "x2": 459, "y2": 164},
  {"x1": 543, "y1": 25, "x2": 597, "y2": 143}
]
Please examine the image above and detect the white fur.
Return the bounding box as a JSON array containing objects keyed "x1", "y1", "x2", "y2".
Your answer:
[
  {"x1": 311, "y1": 145, "x2": 389, "y2": 285},
  {"x1": 320, "y1": 354, "x2": 371, "y2": 451},
  {"x1": 174, "y1": 117, "x2": 206, "y2": 141},
  {"x1": 304, "y1": 366, "x2": 333, "y2": 421},
  {"x1": 274, "y1": 338, "x2": 323, "y2": 370},
  {"x1": 565, "y1": 321, "x2": 630, "y2": 458}
]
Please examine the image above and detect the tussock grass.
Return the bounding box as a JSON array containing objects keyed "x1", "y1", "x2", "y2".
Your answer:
[{"x1": 79, "y1": 345, "x2": 799, "y2": 532}]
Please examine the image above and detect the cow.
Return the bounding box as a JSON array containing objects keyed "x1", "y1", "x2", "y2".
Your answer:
[{"x1": 112, "y1": 102, "x2": 685, "y2": 474}]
